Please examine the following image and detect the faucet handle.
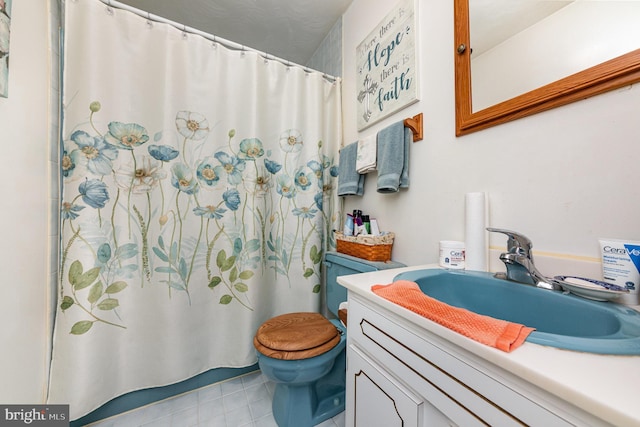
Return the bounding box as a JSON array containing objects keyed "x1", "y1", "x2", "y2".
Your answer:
[{"x1": 486, "y1": 227, "x2": 533, "y2": 255}]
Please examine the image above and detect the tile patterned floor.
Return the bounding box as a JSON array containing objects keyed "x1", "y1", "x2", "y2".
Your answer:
[{"x1": 86, "y1": 371, "x2": 346, "y2": 427}]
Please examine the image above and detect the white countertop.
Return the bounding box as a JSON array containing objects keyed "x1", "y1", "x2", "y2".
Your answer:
[{"x1": 337, "y1": 264, "x2": 640, "y2": 427}]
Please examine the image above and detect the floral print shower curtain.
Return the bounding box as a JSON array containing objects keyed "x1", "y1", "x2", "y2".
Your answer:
[{"x1": 48, "y1": 0, "x2": 342, "y2": 419}]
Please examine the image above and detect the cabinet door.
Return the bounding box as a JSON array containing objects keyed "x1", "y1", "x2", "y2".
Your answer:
[
  {"x1": 347, "y1": 345, "x2": 422, "y2": 427},
  {"x1": 348, "y1": 345, "x2": 457, "y2": 427}
]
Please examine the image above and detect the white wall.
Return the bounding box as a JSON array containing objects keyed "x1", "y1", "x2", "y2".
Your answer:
[
  {"x1": 342, "y1": 0, "x2": 640, "y2": 276},
  {"x1": 0, "y1": 0, "x2": 51, "y2": 403}
]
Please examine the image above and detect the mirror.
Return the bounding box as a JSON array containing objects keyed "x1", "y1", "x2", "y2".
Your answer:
[{"x1": 455, "y1": 0, "x2": 640, "y2": 136}]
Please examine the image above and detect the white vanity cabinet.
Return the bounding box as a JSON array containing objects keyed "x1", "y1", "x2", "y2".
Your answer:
[{"x1": 345, "y1": 294, "x2": 611, "y2": 427}]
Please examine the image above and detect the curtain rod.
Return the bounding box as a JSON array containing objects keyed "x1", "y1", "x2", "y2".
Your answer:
[{"x1": 96, "y1": 0, "x2": 339, "y2": 83}]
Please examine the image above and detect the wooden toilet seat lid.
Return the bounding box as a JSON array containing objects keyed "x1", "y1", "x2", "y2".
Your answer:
[{"x1": 254, "y1": 312, "x2": 340, "y2": 360}]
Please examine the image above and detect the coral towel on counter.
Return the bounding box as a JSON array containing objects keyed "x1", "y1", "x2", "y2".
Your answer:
[{"x1": 371, "y1": 280, "x2": 534, "y2": 352}]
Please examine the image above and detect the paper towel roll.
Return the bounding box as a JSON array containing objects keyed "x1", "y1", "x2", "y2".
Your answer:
[{"x1": 465, "y1": 192, "x2": 488, "y2": 271}]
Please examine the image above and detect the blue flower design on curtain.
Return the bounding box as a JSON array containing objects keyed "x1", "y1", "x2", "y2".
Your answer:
[{"x1": 59, "y1": 103, "x2": 340, "y2": 334}]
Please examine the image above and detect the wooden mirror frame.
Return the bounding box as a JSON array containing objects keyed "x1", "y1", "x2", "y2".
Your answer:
[{"x1": 454, "y1": 0, "x2": 640, "y2": 136}]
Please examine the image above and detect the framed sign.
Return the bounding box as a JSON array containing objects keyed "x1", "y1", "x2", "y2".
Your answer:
[
  {"x1": 356, "y1": 0, "x2": 418, "y2": 131},
  {"x1": 0, "y1": 0, "x2": 11, "y2": 98}
]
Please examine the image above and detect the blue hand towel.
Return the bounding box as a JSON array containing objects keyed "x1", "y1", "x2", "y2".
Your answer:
[
  {"x1": 377, "y1": 121, "x2": 411, "y2": 193},
  {"x1": 337, "y1": 142, "x2": 365, "y2": 196}
]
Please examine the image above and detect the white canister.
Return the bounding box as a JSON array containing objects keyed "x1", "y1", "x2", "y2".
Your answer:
[{"x1": 439, "y1": 241, "x2": 466, "y2": 269}]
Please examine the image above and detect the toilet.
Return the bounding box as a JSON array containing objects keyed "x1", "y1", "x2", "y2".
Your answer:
[{"x1": 254, "y1": 251, "x2": 405, "y2": 427}]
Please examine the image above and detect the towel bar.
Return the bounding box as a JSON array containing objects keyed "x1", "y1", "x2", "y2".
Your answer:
[{"x1": 404, "y1": 113, "x2": 423, "y2": 142}]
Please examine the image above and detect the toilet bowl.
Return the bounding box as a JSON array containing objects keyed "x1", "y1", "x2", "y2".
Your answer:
[
  {"x1": 254, "y1": 251, "x2": 405, "y2": 427},
  {"x1": 255, "y1": 312, "x2": 346, "y2": 427}
]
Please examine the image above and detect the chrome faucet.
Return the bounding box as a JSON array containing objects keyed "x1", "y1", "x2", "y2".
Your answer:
[{"x1": 487, "y1": 228, "x2": 561, "y2": 290}]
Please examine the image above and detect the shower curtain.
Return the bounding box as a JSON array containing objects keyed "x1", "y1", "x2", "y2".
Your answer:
[{"x1": 48, "y1": 0, "x2": 342, "y2": 419}]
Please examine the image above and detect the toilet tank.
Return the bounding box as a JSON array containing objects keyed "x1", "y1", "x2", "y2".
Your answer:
[{"x1": 324, "y1": 251, "x2": 405, "y2": 317}]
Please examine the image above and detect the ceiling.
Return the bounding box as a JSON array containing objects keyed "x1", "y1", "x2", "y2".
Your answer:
[{"x1": 116, "y1": 0, "x2": 354, "y2": 66}]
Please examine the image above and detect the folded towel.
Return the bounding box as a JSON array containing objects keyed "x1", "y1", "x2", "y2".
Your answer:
[
  {"x1": 337, "y1": 142, "x2": 365, "y2": 196},
  {"x1": 371, "y1": 280, "x2": 534, "y2": 352},
  {"x1": 376, "y1": 121, "x2": 411, "y2": 193},
  {"x1": 356, "y1": 135, "x2": 377, "y2": 174}
]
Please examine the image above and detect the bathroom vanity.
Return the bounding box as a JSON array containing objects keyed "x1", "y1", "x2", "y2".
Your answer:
[{"x1": 338, "y1": 264, "x2": 640, "y2": 427}]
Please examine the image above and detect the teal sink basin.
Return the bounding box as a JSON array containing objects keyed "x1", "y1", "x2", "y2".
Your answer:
[{"x1": 393, "y1": 269, "x2": 640, "y2": 355}]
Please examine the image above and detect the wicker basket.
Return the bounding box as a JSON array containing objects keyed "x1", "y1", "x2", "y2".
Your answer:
[{"x1": 334, "y1": 231, "x2": 395, "y2": 262}]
